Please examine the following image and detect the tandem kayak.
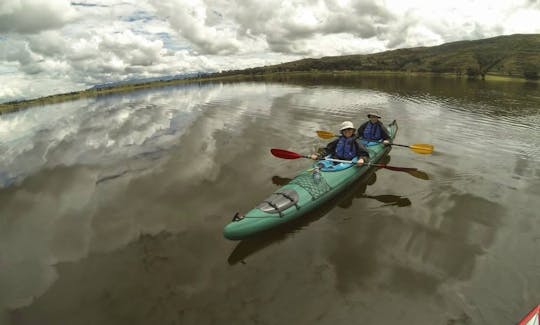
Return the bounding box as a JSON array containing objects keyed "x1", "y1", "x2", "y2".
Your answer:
[{"x1": 223, "y1": 120, "x2": 398, "y2": 240}]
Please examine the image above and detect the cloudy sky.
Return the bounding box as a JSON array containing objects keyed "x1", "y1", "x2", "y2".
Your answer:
[{"x1": 1, "y1": 0, "x2": 540, "y2": 103}]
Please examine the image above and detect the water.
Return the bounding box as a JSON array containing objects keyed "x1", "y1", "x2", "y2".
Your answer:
[{"x1": 1, "y1": 76, "x2": 539, "y2": 325}]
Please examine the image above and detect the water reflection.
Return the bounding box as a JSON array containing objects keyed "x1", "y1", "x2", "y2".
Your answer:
[
  {"x1": 264, "y1": 74, "x2": 540, "y2": 118},
  {"x1": 228, "y1": 166, "x2": 413, "y2": 265},
  {"x1": 326, "y1": 189, "x2": 504, "y2": 296},
  {"x1": 271, "y1": 175, "x2": 292, "y2": 186},
  {"x1": 228, "y1": 170, "x2": 378, "y2": 265},
  {"x1": 1, "y1": 76, "x2": 539, "y2": 325},
  {"x1": 362, "y1": 194, "x2": 412, "y2": 207},
  {"x1": 404, "y1": 169, "x2": 430, "y2": 180}
]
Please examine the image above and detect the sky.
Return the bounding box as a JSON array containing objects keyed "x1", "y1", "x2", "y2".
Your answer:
[{"x1": 1, "y1": 0, "x2": 540, "y2": 103}]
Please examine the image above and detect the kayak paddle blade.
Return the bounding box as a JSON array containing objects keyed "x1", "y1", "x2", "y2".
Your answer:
[
  {"x1": 270, "y1": 148, "x2": 305, "y2": 160},
  {"x1": 409, "y1": 143, "x2": 434, "y2": 154},
  {"x1": 316, "y1": 130, "x2": 337, "y2": 139}
]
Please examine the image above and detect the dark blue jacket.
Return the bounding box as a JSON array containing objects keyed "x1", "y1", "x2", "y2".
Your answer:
[
  {"x1": 321, "y1": 136, "x2": 369, "y2": 160},
  {"x1": 357, "y1": 121, "x2": 390, "y2": 141}
]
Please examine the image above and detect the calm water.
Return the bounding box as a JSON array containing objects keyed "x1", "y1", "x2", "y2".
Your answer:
[{"x1": 1, "y1": 76, "x2": 539, "y2": 325}]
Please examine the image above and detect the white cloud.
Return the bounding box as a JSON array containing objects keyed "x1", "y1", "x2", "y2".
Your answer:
[
  {"x1": 0, "y1": 78, "x2": 24, "y2": 100},
  {"x1": 505, "y1": 8, "x2": 540, "y2": 33},
  {"x1": 0, "y1": 0, "x2": 77, "y2": 34},
  {"x1": 149, "y1": 0, "x2": 244, "y2": 55},
  {"x1": 1, "y1": 0, "x2": 540, "y2": 103}
]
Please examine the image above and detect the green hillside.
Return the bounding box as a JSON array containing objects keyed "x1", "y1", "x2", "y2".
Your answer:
[{"x1": 219, "y1": 34, "x2": 540, "y2": 80}]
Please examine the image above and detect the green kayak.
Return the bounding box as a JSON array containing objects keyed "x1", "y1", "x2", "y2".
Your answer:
[{"x1": 223, "y1": 120, "x2": 398, "y2": 240}]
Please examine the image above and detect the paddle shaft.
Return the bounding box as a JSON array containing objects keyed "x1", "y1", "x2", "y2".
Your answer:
[
  {"x1": 390, "y1": 143, "x2": 409, "y2": 148},
  {"x1": 315, "y1": 130, "x2": 433, "y2": 154},
  {"x1": 270, "y1": 148, "x2": 417, "y2": 172},
  {"x1": 318, "y1": 131, "x2": 409, "y2": 147},
  {"x1": 283, "y1": 156, "x2": 362, "y2": 164},
  {"x1": 324, "y1": 157, "x2": 408, "y2": 170}
]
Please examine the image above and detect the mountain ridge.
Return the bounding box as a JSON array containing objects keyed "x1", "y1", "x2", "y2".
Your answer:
[{"x1": 214, "y1": 33, "x2": 540, "y2": 79}]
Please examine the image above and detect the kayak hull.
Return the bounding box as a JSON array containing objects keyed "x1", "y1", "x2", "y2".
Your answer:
[{"x1": 223, "y1": 120, "x2": 398, "y2": 240}]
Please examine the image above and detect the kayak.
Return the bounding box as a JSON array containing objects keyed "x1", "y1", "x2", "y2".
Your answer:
[
  {"x1": 519, "y1": 305, "x2": 540, "y2": 325},
  {"x1": 223, "y1": 120, "x2": 398, "y2": 240},
  {"x1": 224, "y1": 120, "x2": 398, "y2": 240}
]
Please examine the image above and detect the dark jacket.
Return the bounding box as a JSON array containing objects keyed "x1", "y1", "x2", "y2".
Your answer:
[
  {"x1": 357, "y1": 121, "x2": 391, "y2": 141},
  {"x1": 320, "y1": 136, "x2": 369, "y2": 160}
]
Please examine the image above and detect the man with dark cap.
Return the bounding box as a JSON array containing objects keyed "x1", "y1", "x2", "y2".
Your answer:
[{"x1": 357, "y1": 112, "x2": 391, "y2": 146}]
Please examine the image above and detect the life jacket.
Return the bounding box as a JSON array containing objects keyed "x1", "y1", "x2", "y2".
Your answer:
[
  {"x1": 335, "y1": 136, "x2": 357, "y2": 160},
  {"x1": 363, "y1": 122, "x2": 382, "y2": 141}
]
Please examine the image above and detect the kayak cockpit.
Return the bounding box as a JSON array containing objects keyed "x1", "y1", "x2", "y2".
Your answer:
[
  {"x1": 318, "y1": 156, "x2": 358, "y2": 172},
  {"x1": 255, "y1": 189, "x2": 300, "y2": 216}
]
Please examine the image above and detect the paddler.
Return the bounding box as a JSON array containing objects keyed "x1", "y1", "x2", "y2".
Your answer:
[
  {"x1": 357, "y1": 112, "x2": 392, "y2": 146},
  {"x1": 310, "y1": 121, "x2": 369, "y2": 167}
]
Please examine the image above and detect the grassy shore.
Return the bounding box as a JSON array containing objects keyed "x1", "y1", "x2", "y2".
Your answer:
[{"x1": 0, "y1": 70, "x2": 536, "y2": 115}]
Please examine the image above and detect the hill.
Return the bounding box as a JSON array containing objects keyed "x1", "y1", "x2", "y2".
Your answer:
[{"x1": 216, "y1": 34, "x2": 540, "y2": 80}]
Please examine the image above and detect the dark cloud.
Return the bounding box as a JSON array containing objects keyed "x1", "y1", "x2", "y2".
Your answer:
[
  {"x1": 2, "y1": 42, "x2": 32, "y2": 64},
  {"x1": 351, "y1": 0, "x2": 394, "y2": 22},
  {"x1": 527, "y1": 0, "x2": 540, "y2": 8},
  {"x1": 149, "y1": 1, "x2": 242, "y2": 55},
  {"x1": 384, "y1": 15, "x2": 419, "y2": 49},
  {"x1": 174, "y1": 0, "x2": 396, "y2": 56},
  {"x1": 0, "y1": 0, "x2": 76, "y2": 34}
]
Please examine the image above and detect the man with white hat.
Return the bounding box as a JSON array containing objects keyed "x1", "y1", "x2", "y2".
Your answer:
[{"x1": 357, "y1": 112, "x2": 391, "y2": 145}]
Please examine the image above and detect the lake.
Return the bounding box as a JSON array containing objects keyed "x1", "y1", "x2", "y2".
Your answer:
[{"x1": 1, "y1": 75, "x2": 539, "y2": 325}]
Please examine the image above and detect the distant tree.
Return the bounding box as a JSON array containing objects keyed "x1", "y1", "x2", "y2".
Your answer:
[
  {"x1": 474, "y1": 52, "x2": 506, "y2": 79},
  {"x1": 466, "y1": 66, "x2": 480, "y2": 78},
  {"x1": 523, "y1": 64, "x2": 539, "y2": 80}
]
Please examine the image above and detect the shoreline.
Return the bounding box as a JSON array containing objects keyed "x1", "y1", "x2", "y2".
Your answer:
[{"x1": 0, "y1": 71, "x2": 536, "y2": 115}]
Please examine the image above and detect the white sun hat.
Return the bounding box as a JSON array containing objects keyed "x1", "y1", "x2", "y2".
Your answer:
[{"x1": 339, "y1": 120, "x2": 355, "y2": 131}]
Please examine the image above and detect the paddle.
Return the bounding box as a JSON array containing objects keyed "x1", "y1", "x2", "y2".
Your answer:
[
  {"x1": 315, "y1": 130, "x2": 434, "y2": 154},
  {"x1": 270, "y1": 148, "x2": 418, "y2": 172}
]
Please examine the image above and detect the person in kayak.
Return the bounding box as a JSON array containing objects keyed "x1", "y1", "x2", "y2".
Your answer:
[
  {"x1": 310, "y1": 121, "x2": 369, "y2": 166},
  {"x1": 357, "y1": 112, "x2": 391, "y2": 145}
]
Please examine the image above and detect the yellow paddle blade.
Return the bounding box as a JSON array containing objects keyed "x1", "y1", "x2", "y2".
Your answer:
[
  {"x1": 409, "y1": 143, "x2": 434, "y2": 154},
  {"x1": 316, "y1": 130, "x2": 337, "y2": 139},
  {"x1": 316, "y1": 130, "x2": 434, "y2": 154}
]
